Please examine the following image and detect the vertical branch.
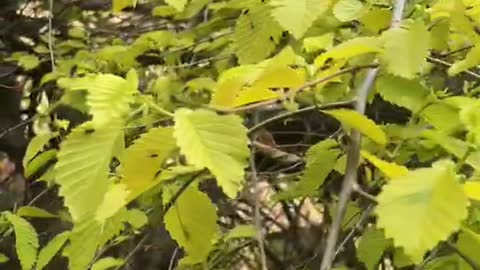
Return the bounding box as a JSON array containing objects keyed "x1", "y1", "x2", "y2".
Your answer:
[
  {"x1": 319, "y1": 1, "x2": 407, "y2": 270},
  {"x1": 250, "y1": 149, "x2": 268, "y2": 270},
  {"x1": 48, "y1": 0, "x2": 55, "y2": 71}
]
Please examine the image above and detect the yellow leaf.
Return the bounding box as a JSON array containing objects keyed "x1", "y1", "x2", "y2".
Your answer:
[
  {"x1": 233, "y1": 87, "x2": 280, "y2": 107},
  {"x1": 361, "y1": 150, "x2": 408, "y2": 179},
  {"x1": 253, "y1": 66, "x2": 305, "y2": 89},
  {"x1": 323, "y1": 109, "x2": 387, "y2": 145},
  {"x1": 463, "y1": 181, "x2": 480, "y2": 201}
]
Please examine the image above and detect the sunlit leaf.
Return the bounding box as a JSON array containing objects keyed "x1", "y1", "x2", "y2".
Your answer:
[
  {"x1": 381, "y1": 20, "x2": 430, "y2": 78},
  {"x1": 91, "y1": 257, "x2": 124, "y2": 270},
  {"x1": 4, "y1": 212, "x2": 39, "y2": 270},
  {"x1": 164, "y1": 185, "x2": 219, "y2": 263},
  {"x1": 36, "y1": 231, "x2": 71, "y2": 270},
  {"x1": 333, "y1": 0, "x2": 366, "y2": 22},
  {"x1": 376, "y1": 160, "x2": 469, "y2": 263},
  {"x1": 174, "y1": 109, "x2": 249, "y2": 198},
  {"x1": 270, "y1": 0, "x2": 331, "y2": 39},
  {"x1": 323, "y1": 109, "x2": 387, "y2": 145},
  {"x1": 361, "y1": 151, "x2": 408, "y2": 179},
  {"x1": 16, "y1": 206, "x2": 57, "y2": 219}
]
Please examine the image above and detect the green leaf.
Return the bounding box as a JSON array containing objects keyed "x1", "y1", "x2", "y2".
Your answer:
[
  {"x1": 152, "y1": 5, "x2": 178, "y2": 16},
  {"x1": 232, "y1": 2, "x2": 283, "y2": 64},
  {"x1": 357, "y1": 227, "x2": 390, "y2": 270},
  {"x1": 279, "y1": 139, "x2": 340, "y2": 199},
  {"x1": 125, "y1": 209, "x2": 148, "y2": 229},
  {"x1": 63, "y1": 220, "x2": 102, "y2": 270},
  {"x1": 0, "y1": 253, "x2": 9, "y2": 263},
  {"x1": 4, "y1": 212, "x2": 39, "y2": 270},
  {"x1": 36, "y1": 231, "x2": 71, "y2": 270},
  {"x1": 423, "y1": 255, "x2": 471, "y2": 270},
  {"x1": 91, "y1": 257, "x2": 124, "y2": 270},
  {"x1": 165, "y1": 0, "x2": 188, "y2": 12},
  {"x1": 270, "y1": 0, "x2": 331, "y2": 39},
  {"x1": 303, "y1": 33, "x2": 334, "y2": 53},
  {"x1": 23, "y1": 132, "x2": 57, "y2": 168},
  {"x1": 455, "y1": 227, "x2": 480, "y2": 266},
  {"x1": 421, "y1": 130, "x2": 469, "y2": 159},
  {"x1": 112, "y1": 0, "x2": 137, "y2": 12},
  {"x1": 225, "y1": 225, "x2": 257, "y2": 240},
  {"x1": 421, "y1": 103, "x2": 462, "y2": 134},
  {"x1": 323, "y1": 109, "x2": 387, "y2": 145},
  {"x1": 55, "y1": 121, "x2": 123, "y2": 222},
  {"x1": 96, "y1": 183, "x2": 130, "y2": 222},
  {"x1": 376, "y1": 75, "x2": 430, "y2": 113},
  {"x1": 25, "y1": 149, "x2": 57, "y2": 179},
  {"x1": 164, "y1": 185, "x2": 219, "y2": 263},
  {"x1": 120, "y1": 127, "x2": 177, "y2": 201},
  {"x1": 10, "y1": 54, "x2": 41, "y2": 71},
  {"x1": 173, "y1": 109, "x2": 249, "y2": 198},
  {"x1": 16, "y1": 206, "x2": 57, "y2": 219},
  {"x1": 449, "y1": 45, "x2": 480, "y2": 76},
  {"x1": 375, "y1": 160, "x2": 469, "y2": 263},
  {"x1": 57, "y1": 74, "x2": 136, "y2": 126},
  {"x1": 333, "y1": 0, "x2": 366, "y2": 22},
  {"x1": 381, "y1": 20, "x2": 430, "y2": 78}
]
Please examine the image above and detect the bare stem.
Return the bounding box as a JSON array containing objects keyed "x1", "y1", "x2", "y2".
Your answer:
[{"x1": 319, "y1": 1, "x2": 407, "y2": 270}]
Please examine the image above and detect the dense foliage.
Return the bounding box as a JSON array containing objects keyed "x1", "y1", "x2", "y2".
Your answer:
[{"x1": 3, "y1": 0, "x2": 480, "y2": 269}]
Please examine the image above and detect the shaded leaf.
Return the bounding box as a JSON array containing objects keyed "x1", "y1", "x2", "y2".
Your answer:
[{"x1": 36, "y1": 231, "x2": 71, "y2": 270}]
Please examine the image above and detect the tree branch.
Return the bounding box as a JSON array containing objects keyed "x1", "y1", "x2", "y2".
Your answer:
[{"x1": 319, "y1": 1, "x2": 407, "y2": 270}]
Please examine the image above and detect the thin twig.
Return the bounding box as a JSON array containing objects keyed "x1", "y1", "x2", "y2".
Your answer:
[
  {"x1": 163, "y1": 170, "x2": 206, "y2": 213},
  {"x1": 0, "y1": 117, "x2": 35, "y2": 140},
  {"x1": 352, "y1": 183, "x2": 378, "y2": 204},
  {"x1": 248, "y1": 100, "x2": 354, "y2": 134},
  {"x1": 253, "y1": 141, "x2": 302, "y2": 165},
  {"x1": 319, "y1": 1, "x2": 407, "y2": 270},
  {"x1": 168, "y1": 247, "x2": 179, "y2": 270},
  {"x1": 332, "y1": 205, "x2": 374, "y2": 260},
  {"x1": 48, "y1": 0, "x2": 55, "y2": 71},
  {"x1": 249, "y1": 149, "x2": 268, "y2": 270},
  {"x1": 427, "y1": 56, "x2": 480, "y2": 79},
  {"x1": 113, "y1": 233, "x2": 149, "y2": 270}
]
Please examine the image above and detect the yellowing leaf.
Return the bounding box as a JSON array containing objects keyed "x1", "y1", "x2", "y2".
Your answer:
[
  {"x1": 381, "y1": 20, "x2": 430, "y2": 79},
  {"x1": 5, "y1": 212, "x2": 39, "y2": 270},
  {"x1": 359, "y1": 8, "x2": 392, "y2": 34},
  {"x1": 233, "y1": 87, "x2": 280, "y2": 107},
  {"x1": 376, "y1": 161, "x2": 469, "y2": 263},
  {"x1": 164, "y1": 185, "x2": 219, "y2": 263},
  {"x1": 270, "y1": 0, "x2": 331, "y2": 39},
  {"x1": 361, "y1": 151, "x2": 408, "y2": 179},
  {"x1": 174, "y1": 109, "x2": 249, "y2": 198},
  {"x1": 36, "y1": 231, "x2": 71, "y2": 270},
  {"x1": 463, "y1": 182, "x2": 480, "y2": 201},
  {"x1": 323, "y1": 109, "x2": 387, "y2": 145},
  {"x1": 233, "y1": 2, "x2": 283, "y2": 64},
  {"x1": 120, "y1": 127, "x2": 177, "y2": 202},
  {"x1": 333, "y1": 0, "x2": 366, "y2": 22},
  {"x1": 253, "y1": 66, "x2": 305, "y2": 89},
  {"x1": 421, "y1": 103, "x2": 462, "y2": 134}
]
